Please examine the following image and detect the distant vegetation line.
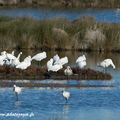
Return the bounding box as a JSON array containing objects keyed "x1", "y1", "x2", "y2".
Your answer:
[
  {"x1": 0, "y1": 0, "x2": 120, "y2": 8},
  {"x1": 0, "y1": 16, "x2": 120, "y2": 52}
]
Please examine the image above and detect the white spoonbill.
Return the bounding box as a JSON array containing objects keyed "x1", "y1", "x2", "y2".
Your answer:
[
  {"x1": 0, "y1": 51, "x2": 7, "y2": 60},
  {"x1": 97, "y1": 58, "x2": 115, "y2": 73},
  {"x1": 48, "y1": 63, "x2": 63, "y2": 72},
  {"x1": 6, "y1": 51, "x2": 16, "y2": 60},
  {"x1": 54, "y1": 56, "x2": 68, "y2": 66},
  {"x1": 16, "y1": 56, "x2": 32, "y2": 70},
  {"x1": 32, "y1": 51, "x2": 47, "y2": 66},
  {"x1": 4, "y1": 51, "x2": 16, "y2": 65},
  {"x1": 76, "y1": 60, "x2": 87, "y2": 69},
  {"x1": 64, "y1": 66, "x2": 73, "y2": 79},
  {"x1": 47, "y1": 58, "x2": 53, "y2": 69},
  {"x1": 0, "y1": 51, "x2": 7, "y2": 66},
  {"x1": 10, "y1": 52, "x2": 22, "y2": 67},
  {"x1": 61, "y1": 90, "x2": 70, "y2": 104},
  {"x1": 76, "y1": 55, "x2": 86, "y2": 63},
  {"x1": 53, "y1": 54, "x2": 60, "y2": 63},
  {"x1": 13, "y1": 85, "x2": 21, "y2": 101}
]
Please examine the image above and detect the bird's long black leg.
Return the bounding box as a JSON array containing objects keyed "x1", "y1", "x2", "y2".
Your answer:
[
  {"x1": 66, "y1": 98, "x2": 68, "y2": 104},
  {"x1": 105, "y1": 67, "x2": 107, "y2": 73},
  {"x1": 16, "y1": 93, "x2": 18, "y2": 101}
]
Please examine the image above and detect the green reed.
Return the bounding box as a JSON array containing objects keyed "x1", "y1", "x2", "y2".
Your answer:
[{"x1": 0, "y1": 16, "x2": 119, "y2": 52}]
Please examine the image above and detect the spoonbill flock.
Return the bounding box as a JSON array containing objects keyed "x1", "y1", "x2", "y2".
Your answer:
[
  {"x1": 0, "y1": 50, "x2": 116, "y2": 74},
  {"x1": 1, "y1": 50, "x2": 114, "y2": 103},
  {"x1": 0, "y1": 49, "x2": 116, "y2": 74}
]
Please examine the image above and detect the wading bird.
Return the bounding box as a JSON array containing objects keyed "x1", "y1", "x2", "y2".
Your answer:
[
  {"x1": 48, "y1": 63, "x2": 63, "y2": 72},
  {"x1": 11, "y1": 52, "x2": 22, "y2": 67},
  {"x1": 76, "y1": 60, "x2": 87, "y2": 69},
  {"x1": 54, "y1": 56, "x2": 68, "y2": 66},
  {"x1": 6, "y1": 51, "x2": 16, "y2": 60},
  {"x1": 53, "y1": 54, "x2": 60, "y2": 63},
  {"x1": 97, "y1": 58, "x2": 115, "y2": 73},
  {"x1": 64, "y1": 66, "x2": 73, "y2": 79},
  {"x1": 13, "y1": 85, "x2": 21, "y2": 101},
  {"x1": 76, "y1": 55, "x2": 86, "y2": 63},
  {"x1": 0, "y1": 51, "x2": 7, "y2": 66},
  {"x1": 32, "y1": 51, "x2": 47, "y2": 66},
  {"x1": 47, "y1": 58, "x2": 53, "y2": 69},
  {"x1": 61, "y1": 90, "x2": 70, "y2": 104},
  {"x1": 16, "y1": 56, "x2": 32, "y2": 70}
]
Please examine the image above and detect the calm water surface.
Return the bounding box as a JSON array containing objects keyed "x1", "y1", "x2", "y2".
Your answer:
[
  {"x1": 0, "y1": 7, "x2": 120, "y2": 22},
  {"x1": 0, "y1": 87, "x2": 120, "y2": 120},
  {"x1": 0, "y1": 51, "x2": 120, "y2": 120}
]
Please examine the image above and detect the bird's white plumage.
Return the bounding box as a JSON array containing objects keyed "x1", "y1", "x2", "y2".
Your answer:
[
  {"x1": 47, "y1": 58, "x2": 53, "y2": 69},
  {"x1": 76, "y1": 55, "x2": 86, "y2": 63},
  {"x1": 76, "y1": 60, "x2": 87, "y2": 69},
  {"x1": 16, "y1": 56, "x2": 32, "y2": 70},
  {"x1": 11, "y1": 52, "x2": 22, "y2": 67},
  {"x1": 1, "y1": 51, "x2": 7, "y2": 59},
  {"x1": 48, "y1": 63, "x2": 63, "y2": 72},
  {"x1": 97, "y1": 58, "x2": 115, "y2": 73},
  {"x1": 97, "y1": 58, "x2": 115, "y2": 69},
  {"x1": 62, "y1": 90, "x2": 70, "y2": 104},
  {"x1": 53, "y1": 54, "x2": 60, "y2": 63},
  {"x1": 32, "y1": 51, "x2": 47, "y2": 61},
  {"x1": 6, "y1": 52, "x2": 16, "y2": 60},
  {"x1": 1, "y1": 51, "x2": 7, "y2": 58},
  {"x1": 64, "y1": 66, "x2": 73, "y2": 76},
  {"x1": 11, "y1": 51, "x2": 15, "y2": 56},
  {"x1": 0, "y1": 51, "x2": 7, "y2": 65},
  {"x1": 13, "y1": 85, "x2": 21, "y2": 94},
  {"x1": 54, "y1": 56, "x2": 68, "y2": 65}
]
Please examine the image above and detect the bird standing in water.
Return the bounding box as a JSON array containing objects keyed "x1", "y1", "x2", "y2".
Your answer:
[
  {"x1": 13, "y1": 85, "x2": 21, "y2": 101},
  {"x1": 97, "y1": 58, "x2": 115, "y2": 73},
  {"x1": 64, "y1": 66, "x2": 73, "y2": 83},
  {"x1": 61, "y1": 90, "x2": 70, "y2": 104}
]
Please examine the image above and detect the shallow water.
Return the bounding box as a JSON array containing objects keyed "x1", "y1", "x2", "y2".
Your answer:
[
  {"x1": 0, "y1": 7, "x2": 120, "y2": 22},
  {"x1": 0, "y1": 51, "x2": 120, "y2": 119},
  {"x1": 0, "y1": 86, "x2": 120, "y2": 120}
]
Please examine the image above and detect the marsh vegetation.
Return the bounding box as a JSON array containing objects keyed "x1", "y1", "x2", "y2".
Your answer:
[
  {"x1": 0, "y1": 0, "x2": 120, "y2": 8},
  {"x1": 0, "y1": 16, "x2": 120, "y2": 52}
]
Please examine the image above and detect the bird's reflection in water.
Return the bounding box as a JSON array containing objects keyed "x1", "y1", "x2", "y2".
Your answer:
[
  {"x1": 62, "y1": 104, "x2": 69, "y2": 115},
  {"x1": 62, "y1": 104, "x2": 69, "y2": 120},
  {"x1": 14, "y1": 101, "x2": 21, "y2": 106}
]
